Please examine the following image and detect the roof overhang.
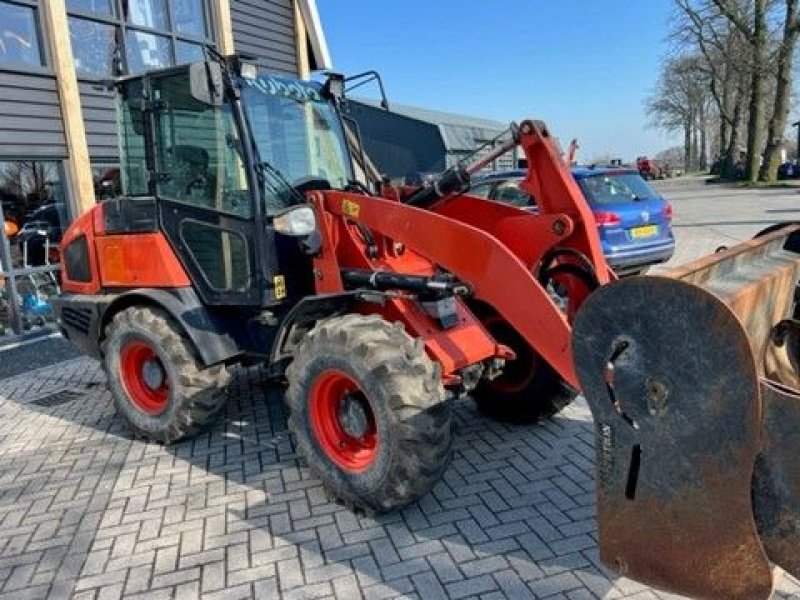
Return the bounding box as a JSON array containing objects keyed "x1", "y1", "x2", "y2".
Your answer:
[{"x1": 296, "y1": 0, "x2": 332, "y2": 71}]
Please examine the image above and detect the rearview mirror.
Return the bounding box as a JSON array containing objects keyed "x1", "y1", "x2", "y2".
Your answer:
[{"x1": 189, "y1": 61, "x2": 224, "y2": 106}]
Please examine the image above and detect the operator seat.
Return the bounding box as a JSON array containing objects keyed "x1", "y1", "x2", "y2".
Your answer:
[
  {"x1": 164, "y1": 145, "x2": 243, "y2": 291},
  {"x1": 165, "y1": 145, "x2": 214, "y2": 204}
]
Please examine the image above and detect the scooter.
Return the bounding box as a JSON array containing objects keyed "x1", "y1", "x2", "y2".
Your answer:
[{"x1": 16, "y1": 231, "x2": 60, "y2": 329}]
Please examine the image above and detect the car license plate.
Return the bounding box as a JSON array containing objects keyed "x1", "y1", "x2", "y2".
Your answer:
[{"x1": 631, "y1": 225, "x2": 658, "y2": 239}]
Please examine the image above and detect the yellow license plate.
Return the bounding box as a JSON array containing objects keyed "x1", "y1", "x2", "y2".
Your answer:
[{"x1": 631, "y1": 225, "x2": 658, "y2": 239}]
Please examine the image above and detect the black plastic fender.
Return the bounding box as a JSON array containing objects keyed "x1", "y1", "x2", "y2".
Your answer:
[
  {"x1": 101, "y1": 287, "x2": 242, "y2": 367},
  {"x1": 269, "y1": 292, "x2": 361, "y2": 365}
]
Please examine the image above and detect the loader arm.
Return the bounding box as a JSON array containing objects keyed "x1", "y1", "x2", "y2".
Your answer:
[
  {"x1": 312, "y1": 190, "x2": 580, "y2": 386},
  {"x1": 308, "y1": 121, "x2": 611, "y2": 389}
]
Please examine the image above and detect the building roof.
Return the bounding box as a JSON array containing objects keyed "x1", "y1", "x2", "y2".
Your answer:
[
  {"x1": 353, "y1": 97, "x2": 509, "y2": 153},
  {"x1": 297, "y1": 0, "x2": 332, "y2": 70}
]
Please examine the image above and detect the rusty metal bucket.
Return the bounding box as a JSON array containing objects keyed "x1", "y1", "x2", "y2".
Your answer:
[{"x1": 572, "y1": 226, "x2": 800, "y2": 599}]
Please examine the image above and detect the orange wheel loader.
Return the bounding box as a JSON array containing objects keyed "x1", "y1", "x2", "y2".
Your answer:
[{"x1": 52, "y1": 54, "x2": 800, "y2": 599}]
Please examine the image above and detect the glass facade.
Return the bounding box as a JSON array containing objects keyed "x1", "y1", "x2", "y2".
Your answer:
[
  {"x1": 0, "y1": 161, "x2": 67, "y2": 337},
  {"x1": 125, "y1": 0, "x2": 169, "y2": 30},
  {"x1": 67, "y1": 0, "x2": 114, "y2": 16},
  {"x1": 125, "y1": 29, "x2": 171, "y2": 72},
  {"x1": 67, "y1": 0, "x2": 215, "y2": 77},
  {"x1": 172, "y1": 0, "x2": 207, "y2": 37},
  {"x1": 68, "y1": 17, "x2": 117, "y2": 77},
  {"x1": 0, "y1": 1, "x2": 43, "y2": 68}
]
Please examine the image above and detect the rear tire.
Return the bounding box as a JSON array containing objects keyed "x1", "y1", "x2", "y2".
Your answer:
[
  {"x1": 473, "y1": 313, "x2": 577, "y2": 424},
  {"x1": 102, "y1": 306, "x2": 230, "y2": 443},
  {"x1": 285, "y1": 314, "x2": 452, "y2": 513}
]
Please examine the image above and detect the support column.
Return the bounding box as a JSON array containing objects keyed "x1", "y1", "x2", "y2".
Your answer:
[
  {"x1": 40, "y1": 0, "x2": 95, "y2": 217},
  {"x1": 214, "y1": 0, "x2": 237, "y2": 55},
  {"x1": 294, "y1": 0, "x2": 311, "y2": 79}
]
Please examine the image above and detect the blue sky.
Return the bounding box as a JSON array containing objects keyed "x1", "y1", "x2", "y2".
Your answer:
[{"x1": 316, "y1": 1, "x2": 681, "y2": 162}]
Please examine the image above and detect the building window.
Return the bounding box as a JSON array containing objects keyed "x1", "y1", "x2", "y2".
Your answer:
[
  {"x1": 125, "y1": 29, "x2": 171, "y2": 72},
  {"x1": 172, "y1": 0, "x2": 207, "y2": 37},
  {"x1": 0, "y1": 160, "x2": 67, "y2": 336},
  {"x1": 124, "y1": 0, "x2": 169, "y2": 30},
  {"x1": 175, "y1": 40, "x2": 203, "y2": 64},
  {"x1": 0, "y1": 1, "x2": 43, "y2": 68},
  {"x1": 66, "y1": 0, "x2": 115, "y2": 16},
  {"x1": 69, "y1": 17, "x2": 117, "y2": 77},
  {"x1": 67, "y1": 0, "x2": 215, "y2": 78}
]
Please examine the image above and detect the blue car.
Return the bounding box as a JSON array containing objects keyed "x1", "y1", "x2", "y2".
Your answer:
[{"x1": 469, "y1": 167, "x2": 675, "y2": 275}]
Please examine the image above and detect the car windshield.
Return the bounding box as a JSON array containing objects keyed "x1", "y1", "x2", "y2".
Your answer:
[
  {"x1": 240, "y1": 75, "x2": 353, "y2": 198},
  {"x1": 577, "y1": 172, "x2": 657, "y2": 205}
]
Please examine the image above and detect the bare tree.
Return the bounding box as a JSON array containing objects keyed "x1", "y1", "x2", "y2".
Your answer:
[
  {"x1": 646, "y1": 55, "x2": 711, "y2": 172},
  {"x1": 673, "y1": 0, "x2": 751, "y2": 177},
  {"x1": 710, "y1": 0, "x2": 770, "y2": 182},
  {"x1": 667, "y1": 0, "x2": 800, "y2": 181},
  {"x1": 0, "y1": 162, "x2": 57, "y2": 221},
  {"x1": 760, "y1": 0, "x2": 800, "y2": 180}
]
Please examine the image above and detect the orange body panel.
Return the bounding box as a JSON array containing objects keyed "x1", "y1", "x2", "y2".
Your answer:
[
  {"x1": 373, "y1": 294, "x2": 499, "y2": 381},
  {"x1": 60, "y1": 209, "x2": 102, "y2": 295},
  {"x1": 95, "y1": 234, "x2": 190, "y2": 288},
  {"x1": 61, "y1": 206, "x2": 190, "y2": 293}
]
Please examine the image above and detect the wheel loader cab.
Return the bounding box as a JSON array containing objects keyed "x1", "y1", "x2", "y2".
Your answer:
[{"x1": 112, "y1": 60, "x2": 355, "y2": 308}]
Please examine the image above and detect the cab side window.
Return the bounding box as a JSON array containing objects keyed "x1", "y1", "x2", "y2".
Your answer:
[{"x1": 151, "y1": 72, "x2": 251, "y2": 218}]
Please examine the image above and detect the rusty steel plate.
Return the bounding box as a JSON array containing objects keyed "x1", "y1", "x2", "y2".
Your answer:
[
  {"x1": 753, "y1": 380, "x2": 800, "y2": 579},
  {"x1": 573, "y1": 277, "x2": 772, "y2": 600}
]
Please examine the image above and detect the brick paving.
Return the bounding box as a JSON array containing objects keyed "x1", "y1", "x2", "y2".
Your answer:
[
  {"x1": 2, "y1": 180, "x2": 800, "y2": 599},
  {"x1": 1, "y1": 358, "x2": 798, "y2": 599}
]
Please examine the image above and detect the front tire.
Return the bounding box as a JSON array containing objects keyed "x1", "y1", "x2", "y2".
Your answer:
[
  {"x1": 473, "y1": 313, "x2": 577, "y2": 424},
  {"x1": 285, "y1": 314, "x2": 452, "y2": 513},
  {"x1": 102, "y1": 306, "x2": 230, "y2": 443}
]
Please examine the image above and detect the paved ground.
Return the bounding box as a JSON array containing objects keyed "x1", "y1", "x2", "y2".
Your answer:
[
  {"x1": 0, "y1": 336, "x2": 80, "y2": 380},
  {"x1": 653, "y1": 176, "x2": 800, "y2": 269},
  {"x1": 1, "y1": 178, "x2": 799, "y2": 599}
]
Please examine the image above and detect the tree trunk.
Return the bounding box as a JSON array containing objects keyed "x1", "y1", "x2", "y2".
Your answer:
[
  {"x1": 723, "y1": 92, "x2": 744, "y2": 179},
  {"x1": 760, "y1": 0, "x2": 799, "y2": 182},
  {"x1": 719, "y1": 62, "x2": 731, "y2": 156},
  {"x1": 701, "y1": 123, "x2": 708, "y2": 169},
  {"x1": 745, "y1": 0, "x2": 768, "y2": 183},
  {"x1": 684, "y1": 119, "x2": 693, "y2": 173}
]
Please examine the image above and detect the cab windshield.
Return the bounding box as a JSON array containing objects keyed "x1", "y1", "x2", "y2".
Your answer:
[{"x1": 240, "y1": 75, "x2": 353, "y2": 206}]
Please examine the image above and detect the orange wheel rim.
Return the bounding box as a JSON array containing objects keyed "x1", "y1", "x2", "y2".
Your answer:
[
  {"x1": 120, "y1": 340, "x2": 169, "y2": 415},
  {"x1": 309, "y1": 369, "x2": 378, "y2": 473}
]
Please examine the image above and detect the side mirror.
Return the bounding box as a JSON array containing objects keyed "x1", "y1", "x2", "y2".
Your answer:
[
  {"x1": 189, "y1": 61, "x2": 224, "y2": 106},
  {"x1": 322, "y1": 73, "x2": 345, "y2": 102}
]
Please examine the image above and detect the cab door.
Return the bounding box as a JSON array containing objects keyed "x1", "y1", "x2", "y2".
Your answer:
[{"x1": 148, "y1": 70, "x2": 261, "y2": 307}]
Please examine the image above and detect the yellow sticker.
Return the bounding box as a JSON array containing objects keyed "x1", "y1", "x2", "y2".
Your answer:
[
  {"x1": 273, "y1": 275, "x2": 287, "y2": 300},
  {"x1": 342, "y1": 199, "x2": 361, "y2": 218}
]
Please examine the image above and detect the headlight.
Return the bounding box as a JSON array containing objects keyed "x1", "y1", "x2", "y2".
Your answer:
[{"x1": 273, "y1": 205, "x2": 316, "y2": 236}]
